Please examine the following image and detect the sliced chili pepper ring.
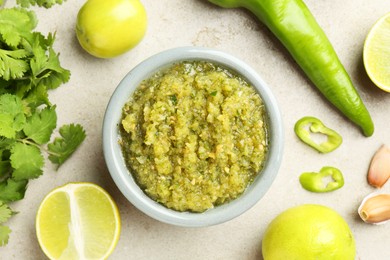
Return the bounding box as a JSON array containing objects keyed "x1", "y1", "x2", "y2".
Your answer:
[
  {"x1": 299, "y1": 166, "x2": 344, "y2": 193},
  {"x1": 294, "y1": 116, "x2": 342, "y2": 153}
]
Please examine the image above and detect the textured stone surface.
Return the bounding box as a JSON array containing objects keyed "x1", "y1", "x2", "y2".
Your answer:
[{"x1": 2, "y1": 0, "x2": 390, "y2": 259}]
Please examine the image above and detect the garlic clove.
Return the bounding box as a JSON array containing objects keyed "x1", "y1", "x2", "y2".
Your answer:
[
  {"x1": 358, "y1": 193, "x2": 390, "y2": 224},
  {"x1": 367, "y1": 145, "x2": 390, "y2": 188}
]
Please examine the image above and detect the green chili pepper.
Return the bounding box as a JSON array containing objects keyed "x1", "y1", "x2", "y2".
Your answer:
[
  {"x1": 294, "y1": 116, "x2": 342, "y2": 153},
  {"x1": 208, "y1": 0, "x2": 374, "y2": 136},
  {"x1": 299, "y1": 166, "x2": 344, "y2": 193}
]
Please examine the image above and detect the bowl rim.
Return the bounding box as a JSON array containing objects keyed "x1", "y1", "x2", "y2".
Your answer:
[{"x1": 102, "y1": 46, "x2": 284, "y2": 227}]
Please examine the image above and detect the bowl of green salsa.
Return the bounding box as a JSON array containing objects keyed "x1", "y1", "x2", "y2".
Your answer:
[{"x1": 103, "y1": 46, "x2": 284, "y2": 227}]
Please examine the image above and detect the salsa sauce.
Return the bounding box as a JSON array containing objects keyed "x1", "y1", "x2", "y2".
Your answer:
[{"x1": 120, "y1": 61, "x2": 269, "y2": 212}]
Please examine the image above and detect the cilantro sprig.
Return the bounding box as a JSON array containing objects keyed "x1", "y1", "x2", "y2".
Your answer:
[{"x1": 0, "y1": 6, "x2": 85, "y2": 246}]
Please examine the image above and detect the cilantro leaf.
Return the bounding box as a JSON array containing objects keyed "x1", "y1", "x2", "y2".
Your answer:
[
  {"x1": 30, "y1": 41, "x2": 70, "y2": 89},
  {"x1": 0, "y1": 115, "x2": 15, "y2": 139},
  {"x1": 0, "y1": 49, "x2": 30, "y2": 81},
  {"x1": 21, "y1": 82, "x2": 50, "y2": 113},
  {"x1": 23, "y1": 105, "x2": 56, "y2": 144},
  {"x1": 0, "y1": 225, "x2": 11, "y2": 247},
  {"x1": 0, "y1": 138, "x2": 14, "y2": 150},
  {"x1": 0, "y1": 94, "x2": 26, "y2": 138},
  {"x1": 0, "y1": 178, "x2": 28, "y2": 202},
  {"x1": 48, "y1": 124, "x2": 86, "y2": 167},
  {"x1": 10, "y1": 142, "x2": 44, "y2": 180},
  {"x1": 41, "y1": 48, "x2": 71, "y2": 89},
  {"x1": 0, "y1": 159, "x2": 11, "y2": 178},
  {"x1": 0, "y1": 94, "x2": 24, "y2": 116},
  {"x1": 17, "y1": 0, "x2": 66, "y2": 9},
  {"x1": 0, "y1": 8, "x2": 37, "y2": 48},
  {"x1": 0, "y1": 201, "x2": 14, "y2": 247},
  {"x1": 0, "y1": 201, "x2": 13, "y2": 223}
]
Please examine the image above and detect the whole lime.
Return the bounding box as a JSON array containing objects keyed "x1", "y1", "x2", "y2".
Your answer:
[
  {"x1": 262, "y1": 204, "x2": 356, "y2": 260},
  {"x1": 76, "y1": 0, "x2": 147, "y2": 58}
]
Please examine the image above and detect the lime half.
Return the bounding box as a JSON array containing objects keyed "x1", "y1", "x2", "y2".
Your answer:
[
  {"x1": 36, "y1": 182, "x2": 121, "y2": 260},
  {"x1": 363, "y1": 12, "x2": 390, "y2": 92}
]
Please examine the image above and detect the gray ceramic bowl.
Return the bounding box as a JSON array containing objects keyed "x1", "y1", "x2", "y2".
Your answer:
[{"x1": 103, "y1": 46, "x2": 284, "y2": 227}]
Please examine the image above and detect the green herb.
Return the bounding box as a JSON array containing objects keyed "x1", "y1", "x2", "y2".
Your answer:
[
  {"x1": 16, "y1": 0, "x2": 66, "y2": 8},
  {"x1": 0, "y1": 201, "x2": 13, "y2": 246},
  {"x1": 0, "y1": 6, "x2": 85, "y2": 246},
  {"x1": 169, "y1": 94, "x2": 177, "y2": 105},
  {"x1": 48, "y1": 124, "x2": 86, "y2": 167},
  {"x1": 210, "y1": 91, "x2": 217, "y2": 96}
]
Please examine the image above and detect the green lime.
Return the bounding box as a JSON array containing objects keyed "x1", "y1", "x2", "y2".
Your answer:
[
  {"x1": 262, "y1": 204, "x2": 356, "y2": 259},
  {"x1": 76, "y1": 0, "x2": 147, "y2": 58}
]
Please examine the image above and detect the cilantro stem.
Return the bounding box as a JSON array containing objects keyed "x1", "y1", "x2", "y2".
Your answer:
[
  {"x1": 16, "y1": 138, "x2": 58, "y2": 156},
  {"x1": 16, "y1": 137, "x2": 70, "y2": 158},
  {"x1": 17, "y1": 138, "x2": 40, "y2": 149}
]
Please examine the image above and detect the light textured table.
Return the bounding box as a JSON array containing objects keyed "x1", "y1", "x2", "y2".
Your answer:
[{"x1": 3, "y1": 0, "x2": 390, "y2": 259}]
